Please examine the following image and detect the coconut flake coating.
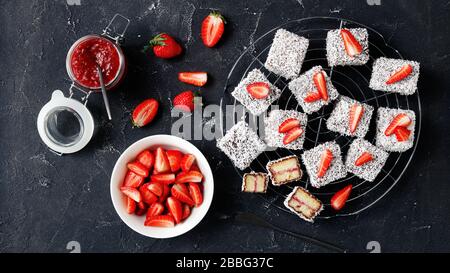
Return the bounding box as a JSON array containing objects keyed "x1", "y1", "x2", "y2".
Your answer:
[
  {"x1": 288, "y1": 66, "x2": 339, "y2": 114},
  {"x1": 369, "y1": 57, "x2": 420, "y2": 95},
  {"x1": 301, "y1": 141, "x2": 347, "y2": 188},
  {"x1": 326, "y1": 28, "x2": 369, "y2": 66},
  {"x1": 375, "y1": 107, "x2": 416, "y2": 152},
  {"x1": 264, "y1": 110, "x2": 308, "y2": 150},
  {"x1": 326, "y1": 95, "x2": 374, "y2": 138},
  {"x1": 264, "y1": 29, "x2": 309, "y2": 79},
  {"x1": 217, "y1": 121, "x2": 267, "y2": 170},
  {"x1": 345, "y1": 138, "x2": 389, "y2": 182},
  {"x1": 231, "y1": 69, "x2": 282, "y2": 116}
]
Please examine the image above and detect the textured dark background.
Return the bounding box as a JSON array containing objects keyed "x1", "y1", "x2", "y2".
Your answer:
[{"x1": 0, "y1": 0, "x2": 449, "y2": 253}]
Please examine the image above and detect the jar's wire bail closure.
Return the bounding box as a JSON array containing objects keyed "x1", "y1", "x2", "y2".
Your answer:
[{"x1": 102, "y1": 13, "x2": 130, "y2": 44}]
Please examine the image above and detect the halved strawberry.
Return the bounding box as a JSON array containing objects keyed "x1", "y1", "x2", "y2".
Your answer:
[
  {"x1": 384, "y1": 113, "x2": 412, "y2": 136},
  {"x1": 246, "y1": 82, "x2": 270, "y2": 99},
  {"x1": 147, "y1": 203, "x2": 165, "y2": 217},
  {"x1": 313, "y1": 71, "x2": 328, "y2": 101},
  {"x1": 139, "y1": 184, "x2": 158, "y2": 205},
  {"x1": 123, "y1": 171, "x2": 144, "y2": 188},
  {"x1": 282, "y1": 126, "x2": 304, "y2": 145},
  {"x1": 340, "y1": 29, "x2": 363, "y2": 57},
  {"x1": 171, "y1": 184, "x2": 195, "y2": 206},
  {"x1": 386, "y1": 64, "x2": 413, "y2": 84},
  {"x1": 317, "y1": 149, "x2": 333, "y2": 178},
  {"x1": 355, "y1": 152, "x2": 373, "y2": 166},
  {"x1": 181, "y1": 154, "x2": 196, "y2": 172},
  {"x1": 201, "y1": 11, "x2": 225, "y2": 47},
  {"x1": 394, "y1": 127, "x2": 411, "y2": 142},
  {"x1": 132, "y1": 99, "x2": 159, "y2": 127},
  {"x1": 137, "y1": 200, "x2": 147, "y2": 210},
  {"x1": 182, "y1": 204, "x2": 191, "y2": 220},
  {"x1": 188, "y1": 182, "x2": 203, "y2": 207},
  {"x1": 190, "y1": 164, "x2": 201, "y2": 172},
  {"x1": 166, "y1": 150, "x2": 183, "y2": 173},
  {"x1": 126, "y1": 197, "x2": 136, "y2": 214},
  {"x1": 167, "y1": 197, "x2": 183, "y2": 223},
  {"x1": 120, "y1": 187, "x2": 142, "y2": 203},
  {"x1": 278, "y1": 118, "x2": 300, "y2": 133},
  {"x1": 127, "y1": 161, "x2": 149, "y2": 177},
  {"x1": 349, "y1": 103, "x2": 364, "y2": 134},
  {"x1": 136, "y1": 150, "x2": 154, "y2": 170},
  {"x1": 154, "y1": 147, "x2": 170, "y2": 173},
  {"x1": 144, "y1": 215, "x2": 175, "y2": 227},
  {"x1": 159, "y1": 184, "x2": 170, "y2": 203},
  {"x1": 304, "y1": 91, "x2": 322, "y2": 103},
  {"x1": 176, "y1": 171, "x2": 203, "y2": 183},
  {"x1": 331, "y1": 185, "x2": 353, "y2": 211},
  {"x1": 178, "y1": 72, "x2": 207, "y2": 87},
  {"x1": 147, "y1": 182, "x2": 163, "y2": 196},
  {"x1": 151, "y1": 173, "x2": 176, "y2": 184}
]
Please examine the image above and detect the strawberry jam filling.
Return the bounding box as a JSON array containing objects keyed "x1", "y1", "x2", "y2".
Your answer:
[{"x1": 70, "y1": 37, "x2": 120, "y2": 89}]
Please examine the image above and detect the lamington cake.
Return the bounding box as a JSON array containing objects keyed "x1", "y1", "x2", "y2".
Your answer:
[
  {"x1": 266, "y1": 155, "x2": 302, "y2": 186},
  {"x1": 264, "y1": 110, "x2": 308, "y2": 150},
  {"x1": 301, "y1": 141, "x2": 347, "y2": 188},
  {"x1": 288, "y1": 66, "x2": 339, "y2": 114},
  {"x1": 284, "y1": 186, "x2": 323, "y2": 222},
  {"x1": 241, "y1": 172, "x2": 269, "y2": 193},
  {"x1": 217, "y1": 120, "x2": 267, "y2": 170},
  {"x1": 326, "y1": 96, "x2": 374, "y2": 138},
  {"x1": 326, "y1": 28, "x2": 369, "y2": 66},
  {"x1": 264, "y1": 28, "x2": 309, "y2": 79},
  {"x1": 375, "y1": 107, "x2": 416, "y2": 152},
  {"x1": 345, "y1": 138, "x2": 389, "y2": 182},
  {"x1": 231, "y1": 69, "x2": 282, "y2": 116},
  {"x1": 369, "y1": 57, "x2": 420, "y2": 95}
]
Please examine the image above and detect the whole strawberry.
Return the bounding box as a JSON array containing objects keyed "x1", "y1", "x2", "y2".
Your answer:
[
  {"x1": 144, "y1": 33, "x2": 183, "y2": 59},
  {"x1": 173, "y1": 91, "x2": 198, "y2": 113}
]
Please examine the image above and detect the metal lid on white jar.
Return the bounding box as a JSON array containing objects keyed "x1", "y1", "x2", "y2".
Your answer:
[{"x1": 37, "y1": 90, "x2": 94, "y2": 154}]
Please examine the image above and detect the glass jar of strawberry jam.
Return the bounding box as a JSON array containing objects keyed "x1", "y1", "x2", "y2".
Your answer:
[{"x1": 37, "y1": 14, "x2": 130, "y2": 155}]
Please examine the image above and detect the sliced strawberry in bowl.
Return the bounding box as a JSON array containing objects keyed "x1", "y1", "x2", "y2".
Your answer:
[
  {"x1": 181, "y1": 154, "x2": 196, "y2": 172},
  {"x1": 159, "y1": 183, "x2": 171, "y2": 203},
  {"x1": 121, "y1": 187, "x2": 142, "y2": 203},
  {"x1": 139, "y1": 184, "x2": 158, "y2": 205},
  {"x1": 144, "y1": 215, "x2": 176, "y2": 227},
  {"x1": 136, "y1": 150, "x2": 154, "y2": 170},
  {"x1": 176, "y1": 171, "x2": 204, "y2": 183},
  {"x1": 178, "y1": 72, "x2": 207, "y2": 87},
  {"x1": 331, "y1": 185, "x2": 353, "y2": 211},
  {"x1": 304, "y1": 91, "x2": 322, "y2": 103},
  {"x1": 151, "y1": 173, "x2": 176, "y2": 184},
  {"x1": 154, "y1": 147, "x2": 170, "y2": 173},
  {"x1": 126, "y1": 197, "x2": 136, "y2": 214},
  {"x1": 246, "y1": 82, "x2": 270, "y2": 99},
  {"x1": 127, "y1": 161, "x2": 149, "y2": 177},
  {"x1": 282, "y1": 126, "x2": 304, "y2": 145},
  {"x1": 147, "y1": 182, "x2": 164, "y2": 197},
  {"x1": 278, "y1": 118, "x2": 300, "y2": 133},
  {"x1": 317, "y1": 149, "x2": 333, "y2": 178},
  {"x1": 340, "y1": 29, "x2": 363, "y2": 57},
  {"x1": 188, "y1": 183, "x2": 203, "y2": 207},
  {"x1": 167, "y1": 197, "x2": 183, "y2": 224},
  {"x1": 147, "y1": 203, "x2": 165, "y2": 217},
  {"x1": 386, "y1": 64, "x2": 413, "y2": 84},
  {"x1": 355, "y1": 152, "x2": 373, "y2": 166},
  {"x1": 394, "y1": 127, "x2": 411, "y2": 142},
  {"x1": 313, "y1": 71, "x2": 328, "y2": 101},
  {"x1": 171, "y1": 184, "x2": 195, "y2": 206},
  {"x1": 182, "y1": 204, "x2": 191, "y2": 220},
  {"x1": 123, "y1": 171, "x2": 144, "y2": 188},
  {"x1": 166, "y1": 150, "x2": 183, "y2": 172},
  {"x1": 384, "y1": 113, "x2": 412, "y2": 136},
  {"x1": 349, "y1": 103, "x2": 364, "y2": 134}
]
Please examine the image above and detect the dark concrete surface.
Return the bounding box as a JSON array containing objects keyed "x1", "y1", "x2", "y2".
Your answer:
[{"x1": 0, "y1": 0, "x2": 449, "y2": 252}]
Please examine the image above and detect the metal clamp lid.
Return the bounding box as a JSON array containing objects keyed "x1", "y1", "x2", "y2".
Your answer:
[{"x1": 102, "y1": 13, "x2": 130, "y2": 43}]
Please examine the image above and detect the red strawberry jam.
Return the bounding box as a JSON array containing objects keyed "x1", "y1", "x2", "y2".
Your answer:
[{"x1": 69, "y1": 36, "x2": 120, "y2": 89}]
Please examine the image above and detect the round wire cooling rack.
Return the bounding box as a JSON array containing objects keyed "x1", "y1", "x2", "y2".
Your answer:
[{"x1": 219, "y1": 17, "x2": 421, "y2": 219}]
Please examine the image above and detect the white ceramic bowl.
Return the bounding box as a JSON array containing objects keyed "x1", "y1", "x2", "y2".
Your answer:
[{"x1": 110, "y1": 135, "x2": 214, "y2": 238}]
